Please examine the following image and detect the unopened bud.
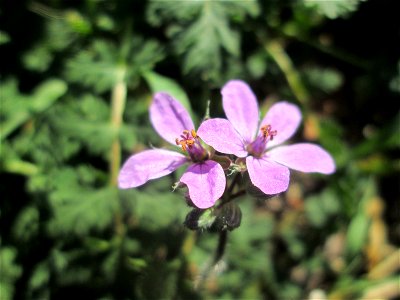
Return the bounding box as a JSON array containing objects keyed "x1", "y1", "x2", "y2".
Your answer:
[
  {"x1": 183, "y1": 208, "x2": 216, "y2": 230},
  {"x1": 211, "y1": 202, "x2": 242, "y2": 232}
]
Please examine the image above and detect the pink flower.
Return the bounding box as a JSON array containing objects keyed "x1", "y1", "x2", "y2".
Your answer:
[
  {"x1": 118, "y1": 93, "x2": 226, "y2": 209},
  {"x1": 198, "y1": 80, "x2": 335, "y2": 195}
]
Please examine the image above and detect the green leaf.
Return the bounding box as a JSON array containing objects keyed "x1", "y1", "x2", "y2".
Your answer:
[
  {"x1": 127, "y1": 257, "x2": 148, "y2": 272},
  {"x1": 101, "y1": 248, "x2": 120, "y2": 281},
  {"x1": 39, "y1": 167, "x2": 117, "y2": 236},
  {"x1": 303, "y1": 0, "x2": 366, "y2": 19},
  {"x1": 28, "y1": 261, "x2": 50, "y2": 297},
  {"x1": 0, "y1": 247, "x2": 22, "y2": 300},
  {"x1": 345, "y1": 178, "x2": 376, "y2": 257},
  {"x1": 64, "y1": 9, "x2": 92, "y2": 35},
  {"x1": 48, "y1": 186, "x2": 118, "y2": 236},
  {"x1": 346, "y1": 213, "x2": 370, "y2": 257},
  {"x1": 52, "y1": 94, "x2": 114, "y2": 156},
  {"x1": 120, "y1": 183, "x2": 188, "y2": 232},
  {"x1": 12, "y1": 206, "x2": 39, "y2": 242},
  {"x1": 65, "y1": 40, "x2": 121, "y2": 93},
  {"x1": 0, "y1": 78, "x2": 67, "y2": 141},
  {"x1": 65, "y1": 37, "x2": 163, "y2": 93},
  {"x1": 22, "y1": 45, "x2": 53, "y2": 72},
  {"x1": 148, "y1": 1, "x2": 258, "y2": 80}
]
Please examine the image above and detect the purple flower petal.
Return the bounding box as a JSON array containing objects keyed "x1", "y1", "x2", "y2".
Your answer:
[
  {"x1": 180, "y1": 160, "x2": 225, "y2": 209},
  {"x1": 260, "y1": 101, "x2": 302, "y2": 148},
  {"x1": 197, "y1": 118, "x2": 248, "y2": 157},
  {"x1": 118, "y1": 149, "x2": 187, "y2": 188},
  {"x1": 246, "y1": 156, "x2": 290, "y2": 194},
  {"x1": 222, "y1": 80, "x2": 259, "y2": 143},
  {"x1": 150, "y1": 92, "x2": 195, "y2": 145},
  {"x1": 268, "y1": 143, "x2": 336, "y2": 174}
]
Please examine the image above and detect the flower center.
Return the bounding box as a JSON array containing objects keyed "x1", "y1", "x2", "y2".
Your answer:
[
  {"x1": 246, "y1": 124, "x2": 277, "y2": 157},
  {"x1": 176, "y1": 129, "x2": 208, "y2": 162}
]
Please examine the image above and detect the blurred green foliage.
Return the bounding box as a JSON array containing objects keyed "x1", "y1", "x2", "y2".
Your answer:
[{"x1": 1, "y1": 0, "x2": 399, "y2": 299}]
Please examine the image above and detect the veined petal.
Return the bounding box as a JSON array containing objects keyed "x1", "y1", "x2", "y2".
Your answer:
[
  {"x1": 180, "y1": 160, "x2": 225, "y2": 209},
  {"x1": 198, "y1": 118, "x2": 247, "y2": 157},
  {"x1": 118, "y1": 149, "x2": 187, "y2": 188},
  {"x1": 246, "y1": 156, "x2": 290, "y2": 194},
  {"x1": 260, "y1": 101, "x2": 302, "y2": 148},
  {"x1": 150, "y1": 92, "x2": 195, "y2": 145},
  {"x1": 222, "y1": 80, "x2": 259, "y2": 143},
  {"x1": 268, "y1": 143, "x2": 336, "y2": 174}
]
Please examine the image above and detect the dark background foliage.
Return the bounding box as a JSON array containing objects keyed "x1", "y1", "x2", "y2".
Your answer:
[{"x1": 1, "y1": 0, "x2": 399, "y2": 299}]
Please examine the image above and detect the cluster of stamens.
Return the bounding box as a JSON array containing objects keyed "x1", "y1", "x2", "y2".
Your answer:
[
  {"x1": 175, "y1": 129, "x2": 198, "y2": 151},
  {"x1": 260, "y1": 124, "x2": 277, "y2": 141}
]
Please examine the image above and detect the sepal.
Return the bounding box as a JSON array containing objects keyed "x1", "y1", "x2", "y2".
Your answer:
[{"x1": 211, "y1": 154, "x2": 232, "y2": 170}]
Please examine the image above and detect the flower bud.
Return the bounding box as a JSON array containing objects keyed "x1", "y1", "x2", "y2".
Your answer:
[
  {"x1": 183, "y1": 208, "x2": 216, "y2": 230},
  {"x1": 183, "y1": 203, "x2": 242, "y2": 232},
  {"x1": 211, "y1": 202, "x2": 242, "y2": 232}
]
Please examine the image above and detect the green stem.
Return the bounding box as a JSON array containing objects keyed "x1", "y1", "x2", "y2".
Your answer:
[
  {"x1": 109, "y1": 66, "x2": 127, "y2": 237},
  {"x1": 108, "y1": 67, "x2": 127, "y2": 186},
  {"x1": 264, "y1": 39, "x2": 310, "y2": 106},
  {"x1": 227, "y1": 173, "x2": 240, "y2": 196}
]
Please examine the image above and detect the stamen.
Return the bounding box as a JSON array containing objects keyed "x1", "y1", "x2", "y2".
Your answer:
[
  {"x1": 260, "y1": 124, "x2": 277, "y2": 141},
  {"x1": 176, "y1": 129, "x2": 198, "y2": 151}
]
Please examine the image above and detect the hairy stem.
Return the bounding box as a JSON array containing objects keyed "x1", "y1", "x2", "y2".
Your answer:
[
  {"x1": 213, "y1": 230, "x2": 228, "y2": 264},
  {"x1": 217, "y1": 173, "x2": 241, "y2": 208}
]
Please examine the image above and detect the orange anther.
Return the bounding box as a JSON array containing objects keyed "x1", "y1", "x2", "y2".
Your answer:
[
  {"x1": 191, "y1": 129, "x2": 197, "y2": 138},
  {"x1": 180, "y1": 142, "x2": 187, "y2": 151},
  {"x1": 260, "y1": 124, "x2": 277, "y2": 140}
]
